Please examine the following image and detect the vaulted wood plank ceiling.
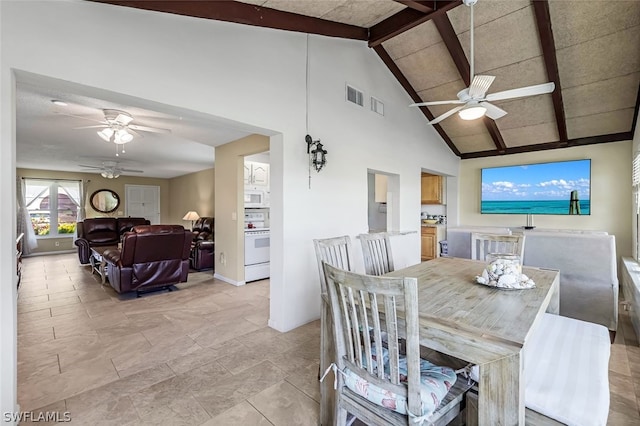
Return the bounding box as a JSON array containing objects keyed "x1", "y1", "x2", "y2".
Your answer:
[{"x1": 92, "y1": 0, "x2": 640, "y2": 159}]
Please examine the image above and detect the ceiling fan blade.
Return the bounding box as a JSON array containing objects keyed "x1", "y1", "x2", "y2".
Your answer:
[
  {"x1": 410, "y1": 99, "x2": 465, "y2": 107},
  {"x1": 428, "y1": 105, "x2": 466, "y2": 125},
  {"x1": 481, "y1": 102, "x2": 508, "y2": 120},
  {"x1": 73, "y1": 124, "x2": 108, "y2": 129},
  {"x1": 114, "y1": 113, "x2": 134, "y2": 125},
  {"x1": 119, "y1": 168, "x2": 144, "y2": 173},
  {"x1": 468, "y1": 75, "x2": 496, "y2": 99},
  {"x1": 53, "y1": 111, "x2": 107, "y2": 124},
  {"x1": 485, "y1": 82, "x2": 555, "y2": 102},
  {"x1": 78, "y1": 164, "x2": 102, "y2": 169},
  {"x1": 128, "y1": 124, "x2": 171, "y2": 133}
]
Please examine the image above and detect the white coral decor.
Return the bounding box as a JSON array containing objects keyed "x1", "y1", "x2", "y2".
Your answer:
[{"x1": 475, "y1": 257, "x2": 535, "y2": 289}]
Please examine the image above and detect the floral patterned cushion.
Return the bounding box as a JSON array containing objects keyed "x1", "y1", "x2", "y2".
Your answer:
[{"x1": 342, "y1": 348, "x2": 457, "y2": 420}]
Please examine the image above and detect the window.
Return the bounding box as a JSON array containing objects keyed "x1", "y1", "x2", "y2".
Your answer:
[{"x1": 24, "y1": 179, "x2": 81, "y2": 237}]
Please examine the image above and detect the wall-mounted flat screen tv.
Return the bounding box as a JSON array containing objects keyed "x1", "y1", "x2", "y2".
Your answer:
[{"x1": 481, "y1": 159, "x2": 591, "y2": 215}]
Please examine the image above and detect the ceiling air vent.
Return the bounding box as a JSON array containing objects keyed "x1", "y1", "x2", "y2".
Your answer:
[
  {"x1": 371, "y1": 97, "x2": 384, "y2": 116},
  {"x1": 346, "y1": 84, "x2": 364, "y2": 107}
]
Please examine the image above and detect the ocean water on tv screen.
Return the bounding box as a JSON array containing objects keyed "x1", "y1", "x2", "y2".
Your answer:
[{"x1": 481, "y1": 200, "x2": 591, "y2": 215}]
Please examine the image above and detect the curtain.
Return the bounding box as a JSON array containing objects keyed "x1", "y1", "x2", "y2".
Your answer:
[{"x1": 17, "y1": 177, "x2": 38, "y2": 255}]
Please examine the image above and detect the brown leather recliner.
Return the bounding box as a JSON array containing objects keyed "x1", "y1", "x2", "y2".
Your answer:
[
  {"x1": 74, "y1": 217, "x2": 150, "y2": 264},
  {"x1": 190, "y1": 217, "x2": 214, "y2": 271},
  {"x1": 103, "y1": 224, "x2": 193, "y2": 295}
]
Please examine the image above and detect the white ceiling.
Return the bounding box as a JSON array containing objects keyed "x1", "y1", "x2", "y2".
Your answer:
[{"x1": 16, "y1": 71, "x2": 256, "y2": 179}]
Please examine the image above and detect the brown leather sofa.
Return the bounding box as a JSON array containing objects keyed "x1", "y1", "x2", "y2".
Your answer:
[
  {"x1": 190, "y1": 217, "x2": 214, "y2": 271},
  {"x1": 74, "y1": 217, "x2": 150, "y2": 264},
  {"x1": 103, "y1": 224, "x2": 192, "y2": 296}
]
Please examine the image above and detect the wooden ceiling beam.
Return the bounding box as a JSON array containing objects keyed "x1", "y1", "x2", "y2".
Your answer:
[
  {"x1": 369, "y1": 0, "x2": 461, "y2": 47},
  {"x1": 532, "y1": 0, "x2": 568, "y2": 142},
  {"x1": 373, "y1": 45, "x2": 461, "y2": 157},
  {"x1": 89, "y1": 0, "x2": 368, "y2": 40},
  {"x1": 460, "y1": 132, "x2": 633, "y2": 159},
  {"x1": 432, "y1": 13, "x2": 507, "y2": 153},
  {"x1": 393, "y1": 1, "x2": 434, "y2": 14}
]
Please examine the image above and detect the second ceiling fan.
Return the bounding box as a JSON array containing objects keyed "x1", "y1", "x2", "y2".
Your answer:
[{"x1": 410, "y1": 0, "x2": 555, "y2": 125}]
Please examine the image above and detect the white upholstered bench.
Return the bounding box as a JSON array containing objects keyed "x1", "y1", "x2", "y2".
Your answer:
[{"x1": 524, "y1": 313, "x2": 611, "y2": 425}]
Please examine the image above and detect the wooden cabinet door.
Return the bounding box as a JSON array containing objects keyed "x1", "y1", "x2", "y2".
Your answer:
[
  {"x1": 421, "y1": 227, "x2": 436, "y2": 261},
  {"x1": 421, "y1": 175, "x2": 442, "y2": 204}
]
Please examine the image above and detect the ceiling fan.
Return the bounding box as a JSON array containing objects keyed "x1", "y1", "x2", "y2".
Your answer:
[
  {"x1": 70, "y1": 108, "x2": 171, "y2": 155},
  {"x1": 79, "y1": 161, "x2": 143, "y2": 179},
  {"x1": 409, "y1": 0, "x2": 555, "y2": 125}
]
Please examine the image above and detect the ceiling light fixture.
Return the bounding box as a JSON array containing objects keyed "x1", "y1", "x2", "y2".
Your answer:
[
  {"x1": 100, "y1": 170, "x2": 120, "y2": 179},
  {"x1": 97, "y1": 126, "x2": 133, "y2": 156},
  {"x1": 51, "y1": 99, "x2": 68, "y2": 106},
  {"x1": 458, "y1": 104, "x2": 487, "y2": 121}
]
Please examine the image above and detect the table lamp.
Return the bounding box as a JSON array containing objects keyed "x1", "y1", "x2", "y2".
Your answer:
[{"x1": 182, "y1": 211, "x2": 200, "y2": 229}]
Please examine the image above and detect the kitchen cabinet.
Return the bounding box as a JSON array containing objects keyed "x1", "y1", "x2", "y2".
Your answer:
[
  {"x1": 421, "y1": 174, "x2": 443, "y2": 204},
  {"x1": 244, "y1": 161, "x2": 270, "y2": 188},
  {"x1": 421, "y1": 226, "x2": 436, "y2": 261},
  {"x1": 374, "y1": 174, "x2": 388, "y2": 203}
]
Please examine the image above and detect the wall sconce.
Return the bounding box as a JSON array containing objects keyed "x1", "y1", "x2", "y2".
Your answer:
[{"x1": 306, "y1": 134, "x2": 327, "y2": 172}]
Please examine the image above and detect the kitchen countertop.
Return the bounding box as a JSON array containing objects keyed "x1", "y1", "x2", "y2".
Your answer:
[{"x1": 421, "y1": 223, "x2": 446, "y2": 228}]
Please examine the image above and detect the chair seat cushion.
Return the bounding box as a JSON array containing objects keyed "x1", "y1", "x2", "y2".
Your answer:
[
  {"x1": 524, "y1": 313, "x2": 610, "y2": 426},
  {"x1": 343, "y1": 348, "x2": 457, "y2": 420}
]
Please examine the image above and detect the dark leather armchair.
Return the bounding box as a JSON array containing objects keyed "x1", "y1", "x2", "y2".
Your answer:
[
  {"x1": 190, "y1": 217, "x2": 214, "y2": 271},
  {"x1": 75, "y1": 217, "x2": 149, "y2": 264},
  {"x1": 103, "y1": 224, "x2": 192, "y2": 295}
]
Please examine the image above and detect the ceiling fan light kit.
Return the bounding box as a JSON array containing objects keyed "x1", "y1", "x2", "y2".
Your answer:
[
  {"x1": 459, "y1": 104, "x2": 486, "y2": 121},
  {"x1": 101, "y1": 171, "x2": 120, "y2": 179},
  {"x1": 67, "y1": 108, "x2": 171, "y2": 156},
  {"x1": 410, "y1": 0, "x2": 555, "y2": 125}
]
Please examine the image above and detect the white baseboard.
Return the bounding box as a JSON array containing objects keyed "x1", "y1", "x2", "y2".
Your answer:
[{"x1": 213, "y1": 273, "x2": 245, "y2": 286}]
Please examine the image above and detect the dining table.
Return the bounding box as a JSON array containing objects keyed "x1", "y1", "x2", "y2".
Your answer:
[{"x1": 319, "y1": 256, "x2": 560, "y2": 425}]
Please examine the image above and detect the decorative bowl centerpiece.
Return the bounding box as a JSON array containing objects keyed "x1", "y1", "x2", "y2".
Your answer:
[{"x1": 475, "y1": 253, "x2": 535, "y2": 289}]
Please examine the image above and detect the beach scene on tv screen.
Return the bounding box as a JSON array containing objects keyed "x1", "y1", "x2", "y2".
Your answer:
[{"x1": 481, "y1": 159, "x2": 591, "y2": 215}]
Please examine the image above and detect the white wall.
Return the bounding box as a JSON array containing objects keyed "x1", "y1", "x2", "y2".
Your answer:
[
  {"x1": 632, "y1": 114, "x2": 640, "y2": 260},
  {"x1": 458, "y1": 141, "x2": 633, "y2": 258},
  {"x1": 0, "y1": 0, "x2": 460, "y2": 415}
]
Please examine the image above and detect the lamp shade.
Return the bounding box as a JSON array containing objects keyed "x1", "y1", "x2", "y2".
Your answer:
[
  {"x1": 182, "y1": 211, "x2": 200, "y2": 221},
  {"x1": 97, "y1": 128, "x2": 114, "y2": 141}
]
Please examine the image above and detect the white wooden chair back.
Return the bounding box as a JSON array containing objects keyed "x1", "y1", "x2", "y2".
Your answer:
[
  {"x1": 359, "y1": 232, "x2": 394, "y2": 276},
  {"x1": 322, "y1": 262, "x2": 422, "y2": 422},
  {"x1": 471, "y1": 233, "x2": 525, "y2": 262},
  {"x1": 313, "y1": 235, "x2": 355, "y2": 294}
]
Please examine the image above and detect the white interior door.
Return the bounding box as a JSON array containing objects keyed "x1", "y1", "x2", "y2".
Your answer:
[{"x1": 125, "y1": 184, "x2": 160, "y2": 224}]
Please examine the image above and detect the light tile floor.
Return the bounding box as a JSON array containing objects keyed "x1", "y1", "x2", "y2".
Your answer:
[{"x1": 15, "y1": 253, "x2": 640, "y2": 425}]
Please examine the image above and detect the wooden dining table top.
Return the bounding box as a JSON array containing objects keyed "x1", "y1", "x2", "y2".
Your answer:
[{"x1": 384, "y1": 256, "x2": 560, "y2": 363}]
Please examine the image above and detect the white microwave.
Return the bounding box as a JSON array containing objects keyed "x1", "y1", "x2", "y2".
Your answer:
[{"x1": 244, "y1": 190, "x2": 269, "y2": 208}]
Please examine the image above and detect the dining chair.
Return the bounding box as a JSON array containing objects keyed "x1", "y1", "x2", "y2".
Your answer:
[
  {"x1": 359, "y1": 232, "x2": 394, "y2": 275},
  {"x1": 313, "y1": 235, "x2": 356, "y2": 402},
  {"x1": 470, "y1": 232, "x2": 525, "y2": 261},
  {"x1": 313, "y1": 235, "x2": 355, "y2": 294},
  {"x1": 322, "y1": 262, "x2": 470, "y2": 426}
]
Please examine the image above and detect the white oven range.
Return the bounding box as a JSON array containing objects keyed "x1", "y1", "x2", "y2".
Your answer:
[{"x1": 245, "y1": 229, "x2": 270, "y2": 282}]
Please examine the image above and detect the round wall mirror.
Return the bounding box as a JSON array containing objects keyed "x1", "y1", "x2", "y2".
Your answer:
[{"x1": 90, "y1": 189, "x2": 120, "y2": 214}]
